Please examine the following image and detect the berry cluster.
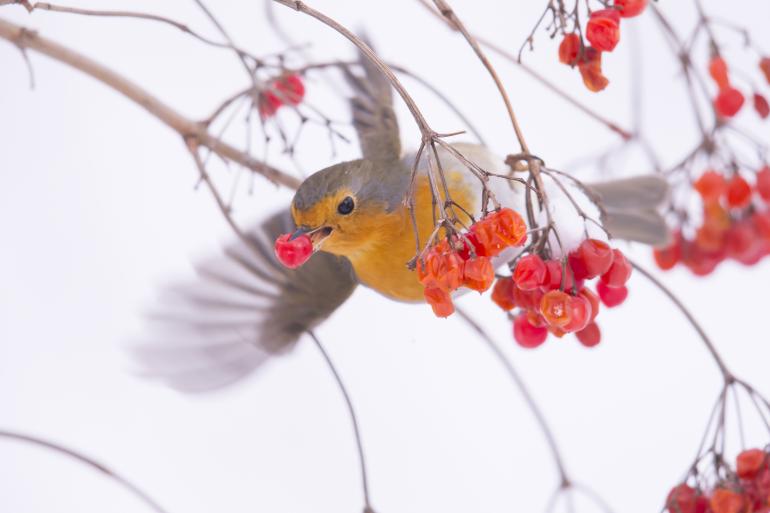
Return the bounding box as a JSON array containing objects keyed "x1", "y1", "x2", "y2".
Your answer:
[
  {"x1": 491, "y1": 238, "x2": 632, "y2": 349},
  {"x1": 557, "y1": 0, "x2": 648, "y2": 92},
  {"x1": 654, "y1": 167, "x2": 770, "y2": 275},
  {"x1": 709, "y1": 55, "x2": 770, "y2": 120},
  {"x1": 418, "y1": 208, "x2": 528, "y2": 317},
  {"x1": 258, "y1": 74, "x2": 306, "y2": 119},
  {"x1": 666, "y1": 447, "x2": 770, "y2": 513},
  {"x1": 274, "y1": 232, "x2": 314, "y2": 268}
]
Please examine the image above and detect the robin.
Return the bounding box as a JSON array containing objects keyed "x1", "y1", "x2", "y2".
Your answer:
[{"x1": 135, "y1": 47, "x2": 669, "y2": 392}]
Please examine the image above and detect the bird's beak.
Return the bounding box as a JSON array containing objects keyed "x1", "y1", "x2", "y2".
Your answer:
[{"x1": 291, "y1": 225, "x2": 333, "y2": 251}]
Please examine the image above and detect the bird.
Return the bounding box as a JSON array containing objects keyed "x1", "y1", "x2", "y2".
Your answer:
[{"x1": 132, "y1": 43, "x2": 670, "y2": 392}]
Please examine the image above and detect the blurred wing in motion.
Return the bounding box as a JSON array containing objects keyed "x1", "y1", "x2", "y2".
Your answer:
[
  {"x1": 587, "y1": 175, "x2": 672, "y2": 247},
  {"x1": 131, "y1": 210, "x2": 357, "y2": 393},
  {"x1": 342, "y1": 36, "x2": 401, "y2": 161}
]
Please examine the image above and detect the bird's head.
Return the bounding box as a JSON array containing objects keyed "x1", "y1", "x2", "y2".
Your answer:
[{"x1": 290, "y1": 159, "x2": 409, "y2": 257}]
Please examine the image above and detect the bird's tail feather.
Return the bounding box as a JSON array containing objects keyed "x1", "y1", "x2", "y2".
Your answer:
[{"x1": 587, "y1": 175, "x2": 672, "y2": 247}]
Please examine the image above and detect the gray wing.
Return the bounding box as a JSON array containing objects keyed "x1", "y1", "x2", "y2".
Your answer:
[
  {"x1": 131, "y1": 210, "x2": 357, "y2": 393},
  {"x1": 587, "y1": 175, "x2": 672, "y2": 247},
  {"x1": 343, "y1": 37, "x2": 401, "y2": 161}
]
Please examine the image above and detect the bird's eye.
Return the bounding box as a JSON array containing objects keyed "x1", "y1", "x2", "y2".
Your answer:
[{"x1": 337, "y1": 196, "x2": 355, "y2": 215}]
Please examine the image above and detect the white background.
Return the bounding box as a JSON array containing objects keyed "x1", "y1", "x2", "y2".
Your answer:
[{"x1": 1, "y1": 1, "x2": 770, "y2": 512}]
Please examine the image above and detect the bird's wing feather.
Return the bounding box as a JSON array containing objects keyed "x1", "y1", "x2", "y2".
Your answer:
[
  {"x1": 342, "y1": 37, "x2": 401, "y2": 161},
  {"x1": 131, "y1": 210, "x2": 357, "y2": 393}
]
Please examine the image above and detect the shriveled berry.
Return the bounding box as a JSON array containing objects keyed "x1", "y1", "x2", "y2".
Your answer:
[
  {"x1": 513, "y1": 314, "x2": 548, "y2": 348},
  {"x1": 715, "y1": 87, "x2": 745, "y2": 117},
  {"x1": 578, "y1": 46, "x2": 609, "y2": 92},
  {"x1": 424, "y1": 286, "x2": 454, "y2": 318},
  {"x1": 513, "y1": 254, "x2": 547, "y2": 291},
  {"x1": 614, "y1": 0, "x2": 647, "y2": 18},
  {"x1": 418, "y1": 242, "x2": 465, "y2": 292},
  {"x1": 695, "y1": 170, "x2": 727, "y2": 202},
  {"x1": 463, "y1": 257, "x2": 494, "y2": 292},
  {"x1": 542, "y1": 259, "x2": 576, "y2": 291},
  {"x1": 490, "y1": 208, "x2": 528, "y2": 247},
  {"x1": 491, "y1": 278, "x2": 517, "y2": 311},
  {"x1": 559, "y1": 33, "x2": 581, "y2": 66},
  {"x1": 761, "y1": 57, "x2": 770, "y2": 84},
  {"x1": 726, "y1": 175, "x2": 752, "y2": 209},
  {"x1": 274, "y1": 233, "x2": 313, "y2": 268},
  {"x1": 570, "y1": 239, "x2": 614, "y2": 279},
  {"x1": 737, "y1": 448, "x2": 767, "y2": 479},
  {"x1": 709, "y1": 56, "x2": 731, "y2": 90},
  {"x1": 596, "y1": 281, "x2": 627, "y2": 307},
  {"x1": 575, "y1": 322, "x2": 601, "y2": 347},
  {"x1": 563, "y1": 295, "x2": 592, "y2": 333},
  {"x1": 755, "y1": 93, "x2": 770, "y2": 119},
  {"x1": 540, "y1": 290, "x2": 573, "y2": 328},
  {"x1": 600, "y1": 249, "x2": 632, "y2": 287},
  {"x1": 756, "y1": 166, "x2": 770, "y2": 202},
  {"x1": 457, "y1": 231, "x2": 488, "y2": 259},
  {"x1": 586, "y1": 9, "x2": 621, "y2": 52}
]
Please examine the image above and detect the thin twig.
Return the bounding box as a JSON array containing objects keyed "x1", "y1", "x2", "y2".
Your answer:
[
  {"x1": 307, "y1": 331, "x2": 374, "y2": 513},
  {"x1": 0, "y1": 429, "x2": 170, "y2": 513},
  {"x1": 0, "y1": 17, "x2": 301, "y2": 189}
]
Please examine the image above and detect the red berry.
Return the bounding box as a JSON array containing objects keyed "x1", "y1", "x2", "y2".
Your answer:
[
  {"x1": 695, "y1": 170, "x2": 727, "y2": 202},
  {"x1": 575, "y1": 322, "x2": 601, "y2": 347},
  {"x1": 666, "y1": 484, "x2": 699, "y2": 513},
  {"x1": 540, "y1": 290, "x2": 573, "y2": 328},
  {"x1": 710, "y1": 488, "x2": 745, "y2": 513},
  {"x1": 559, "y1": 33, "x2": 581, "y2": 66},
  {"x1": 752, "y1": 210, "x2": 770, "y2": 241},
  {"x1": 274, "y1": 74, "x2": 305, "y2": 105},
  {"x1": 756, "y1": 166, "x2": 770, "y2": 202},
  {"x1": 578, "y1": 46, "x2": 609, "y2": 92},
  {"x1": 563, "y1": 295, "x2": 592, "y2": 332},
  {"x1": 274, "y1": 233, "x2": 313, "y2": 268},
  {"x1": 541, "y1": 259, "x2": 577, "y2": 291},
  {"x1": 654, "y1": 234, "x2": 682, "y2": 271},
  {"x1": 737, "y1": 448, "x2": 767, "y2": 479},
  {"x1": 579, "y1": 288, "x2": 600, "y2": 322},
  {"x1": 424, "y1": 286, "x2": 455, "y2": 318},
  {"x1": 457, "y1": 231, "x2": 488, "y2": 259},
  {"x1": 491, "y1": 278, "x2": 517, "y2": 311},
  {"x1": 714, "y1": 87, "x2": 745, "y2": 117},
  {"x1": 596, "y1": 281, "x2": 628, "y2": 307},
  {"x1": 709, "y1": 56, "x2": 731, "y2": 90},
  {"x1": 513, "y1": 285, "x2": 544, "y2": 311},
  {"x1": 761, "y1": 57, "x2": 770, "y2": 85},
  {"x1": 463, "y1": 257, "x2": 494, "y2": 292},
  {"x1": 513, "y1": 314, "x2": 548, "y2": 348},
  {"x1": 570, "y1": 239, "x2": 614, "y2": 279},
  {"x1": 726, "y1": 175, "x2": 752, "y2": 209},
  {"x1": 258, "y1": 91, "x2": 282, "y2": 118},
  {"x1": 614, "y1": 0, "x2": 647, "y2": 18},
  {"x1": 513, "y1": 254, "x2": 547, "y2": 291},
  {"x1": 755, "y1": 93, "x2": 770, "y2": 119},
  {"x1": 600, "y1": 249, "x2": 632, "y2": 287},
  {"x1": 586, "y1": 9, "x2": 621, "y2": 52}
]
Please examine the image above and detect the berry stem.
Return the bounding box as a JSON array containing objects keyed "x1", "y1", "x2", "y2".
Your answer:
[
  {"x1": 628, "y1": 260, "x2": 732, "y2": 380},
  {"x1": 455, "y1": 307, "x2": 571, "y2": 488},
  {"x1": 308, "y1": 331, "x2": 374, "y2": 512},
  {"x1": 0, "y1": 429, "x2": 169, "y2": 513}
]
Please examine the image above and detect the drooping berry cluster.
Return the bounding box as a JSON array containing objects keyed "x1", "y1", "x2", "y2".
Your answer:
[
  {"x1": 654, "y1": 167, "x2": 770, "y2": 275},
  {"x1": 491, "y1": 238, "x2": 632, "y2": 349},
  {"x1": 418, "y1": 208, "x2": 528, "y2": 317},
  {"x1": 666, "y1": 447, "x2": 770, "y2": 513},
  {"x1": 709, "y1": 54, "x2": 770, "y2": 120},
  {"x1": 557, "y1": 0, "x2": 648, "y2": 92},
  {"x1": 258, "y1": 74, "x2": 306, "y2": 119}
]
